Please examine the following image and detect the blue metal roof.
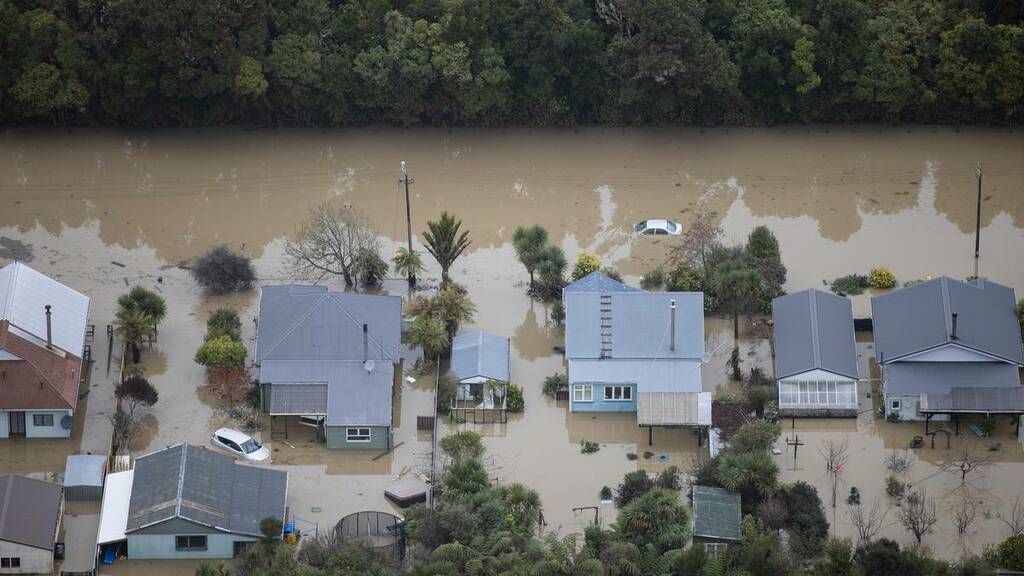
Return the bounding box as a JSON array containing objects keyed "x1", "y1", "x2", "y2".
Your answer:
[
  {"x1": 562, "y1": 271, "x2": 641, "y2": 294},
  {"x1": 565, "y1": 291, "x2": 704, "y2": 360},
  {"x1": 451, "y1": 331, "x2": 510, "y2": 382}
]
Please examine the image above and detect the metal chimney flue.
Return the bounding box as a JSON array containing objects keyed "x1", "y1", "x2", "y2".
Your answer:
[
  {"x1": 951, "y1": 312, "x2": 958, "y2": 340},
  {"x1": 362, "y1": 323, "x2": 369, "y2": 362},
  {"x1": 670, "y1": 299, "x2": 676, "y2": 352},
  {"x1": 44, "y1": 305, "x2": 52, "y2": 349}
]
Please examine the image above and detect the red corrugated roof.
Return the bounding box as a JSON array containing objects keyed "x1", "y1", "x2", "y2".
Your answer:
[{"x1": 0, "y1": 321, "x2": 79, "y2": 410}]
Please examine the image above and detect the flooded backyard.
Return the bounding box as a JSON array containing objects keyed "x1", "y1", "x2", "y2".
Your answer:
[{"x1": 1, "y1": 125, "x2": 1022, "y2": 566}]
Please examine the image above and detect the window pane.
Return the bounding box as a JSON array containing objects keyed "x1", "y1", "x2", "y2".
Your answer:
[
  {"x1": 604, "y1": 387, "x2": 613, "y2": 400},
  {"x1": 623, "y1": 387, "x2": 632, "y2": 400}
]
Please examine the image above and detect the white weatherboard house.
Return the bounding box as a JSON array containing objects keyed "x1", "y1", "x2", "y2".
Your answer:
[
  {"x1": 256, "y1": 285, "x2": 402, "y2": 450},
  {"x1": 872, "y1": 277, "x2": 1024, "y2": 424},
  {"x1": 772, "y1": 289, "x2": 859, "y2": 417},
  {"x1": 563, "y1": 272, "x2": 710, "y2": 442}
]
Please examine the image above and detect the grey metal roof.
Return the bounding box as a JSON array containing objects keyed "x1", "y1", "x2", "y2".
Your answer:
[
  {"x1": 64, "y1": 454, "x2": 106, "y2": 488},
  {"x1": 871, "y1": 277, "x2": 1023, "y2": 365},
  {"x1": 268, "y1": 383, "x2": 328, "y2": 415},
  {"x1": 0, "y1": 261, "x2": 90, "y2": 354},
  {"x1": 451, "y1": 331, "x2": 510, "y2": 383},
  {"x1": 562, "y1": 271, "x2": 641, "y2": 294},
  {"x1": 568, "y1": 358, "x2": 702, "y2": 393},
  {"x1": 565, "y1": 291, "x2": 704, "y2": 360},
  {"x1": 692, "y1": 485, "x2": 742, "y2": 542},
  {"x1": 637, "y1": 392, "x2": 711, "y2": 426},
  {"x1": 922, "y1": 387, "x2": 1024, "y2": 413},
  {"x1": 885, "y1": 362, "x2": 1020, "y2": 396},
  {"x1": 0, "y1": 475, "x2": 61, "y2": 550},
  {"x1": 772, "y1": 289, "x2": 858, "y2": 380},
  {"x1": 256, "y1": 285, "x2": 401, "y2": 427},
  {"x1": 126, "y1": 444, "x2": 287, "y2": 538}
]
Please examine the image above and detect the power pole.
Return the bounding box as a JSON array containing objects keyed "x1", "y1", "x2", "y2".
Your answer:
[
  {"x1": 400, "y1": 161, "x2": 415, "y2": 286},
  {"x1": 974, "y1": 162, "x2": 982, "y2": 279}
]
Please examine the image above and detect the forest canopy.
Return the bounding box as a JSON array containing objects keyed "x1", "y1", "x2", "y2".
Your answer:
[{"x1": 1, "y1": 0, "x2": 1022, "y2": 127}]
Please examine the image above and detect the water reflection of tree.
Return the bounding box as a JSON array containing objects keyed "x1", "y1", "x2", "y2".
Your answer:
[{"x1": 512, "y1": 302, "x2": 559, "y2": 361}]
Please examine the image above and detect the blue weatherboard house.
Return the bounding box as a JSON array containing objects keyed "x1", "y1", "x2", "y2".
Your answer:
[{"x1": 563, "y1": 272, "x2": 709, "y2": 437}]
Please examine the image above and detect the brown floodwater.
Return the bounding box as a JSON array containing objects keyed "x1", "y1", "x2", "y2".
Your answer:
[{"x1": 1, "y1": 126, "x2": 1022, "y2": 564}]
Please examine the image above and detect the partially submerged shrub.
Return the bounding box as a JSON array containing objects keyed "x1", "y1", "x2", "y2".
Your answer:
[
  {"x1": 195, "y1": 335, "x2": 247, "y2": 368},
  {"x1": 192, "y1": 245, "x2": 256, "y2": 294},
  {"x1": 207, "y1": 308, "x2": 242, "y2": 341},
  {"x1": 581, "y1": 440, "x2": 600, "y2": 454},
  {"x1": 885, "y1": 475, "x2": 905, "y2": 499},
  {"x1": 600, "y1": 486, "x2": 613, "y2": 501},
  {"x1": 506, "y1": 384, "x2": 525, "y2": 413},
  {"x1": 542, "y1": 372, "x2": 568, "y2": 398},
  {"x1": 615, "y1": 470, "x2": 653, "y2": 507},
  {"x1": 868, "y1": 267, "x2": 897, "y2": 289},
  {"x1": 572, "y1": 252, "x2": 601, "y2": 281},
  {"x1": 640, "y1": 267, "x2": 665, "y2": 290},
  {"x1": 830, "y1": 274, "x2": 869, "y2": 295}
]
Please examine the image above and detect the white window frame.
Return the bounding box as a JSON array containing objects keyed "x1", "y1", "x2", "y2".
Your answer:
[
  {"x1": 572, "y1": 384, "x2": 593, "y2": 402},
  {"x1": 603, "y1": 385, "x2": 632, "y2": 401},
  {"x1": 346, "y1": 427, "x2": 372, "y2": 443},
  {"x1": 890, "y1": 399, "x2": 902, "y2": 411},
  {"x1": 32, "y1": 414, "x2": 54, "y2": 427}
]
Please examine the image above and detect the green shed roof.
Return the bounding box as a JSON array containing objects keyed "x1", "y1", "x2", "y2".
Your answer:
[{"x1": 692, "y1": 485, "x2": 742, "y2": 542}]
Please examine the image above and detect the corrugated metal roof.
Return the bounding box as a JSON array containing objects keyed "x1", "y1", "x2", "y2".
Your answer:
[
  {"x1": 885, "y1": 362, "x2": 1020, "y2": 395},
  {"x1": 0, "y1": 475, "x2": 62, "y2": 550},
  {"x1": 692, "y1": 485, "x2": 742, "y2": 542},
  {"x1": 451, "y1": 331, "x2": 510, "y2": 383},
  {"x1": 268, "y1": 383, "x2": 328, "y2": 415},
  {"x1": 872, "y1": 277, "x2": 1023, "y2": 364},
  {"x1": 565, "y1": 291, "x2": 704, "y2": 360},
  {"x1": 637, "y1": 391, "x2": 711, "y2": 426},
  {"x1": 923, "y1": 387, "x2": 1024, "y2": 413},
  {"x1": 569, "y1": 358, "x2": 702, "y2": 393},
  {"x1": 262, "y1": 361, "x2": 393, "y2": 426},
  {"x1": 97, "y1": 471, "x2": 133, "y2": 545},
  {"x1": 64, "y1": 454, "x2": 106, "y2": 488},
  {"x1": 0, "y1": 262, "x2": 90, "y2": 355},
  {"x1": 772, "y1": 289, "x2": 858, "y2": 380},
  {"x1": 126, "y1": 444, "x2": 287, "y2": 538},
  {"x1": 562, "y1": 271, "x2": 642, "y2": 294}
]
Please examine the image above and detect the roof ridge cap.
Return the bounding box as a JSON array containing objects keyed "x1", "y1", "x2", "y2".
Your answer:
[
  {"x1": 808, "y1": 290, "x2": 822, "y2": 369},
  {"x1": 175, "y1": 444, "x2": 188, "y2": 519},
  {"x1": 940, "y1": 277, "x2": 953, "y2": 344}
]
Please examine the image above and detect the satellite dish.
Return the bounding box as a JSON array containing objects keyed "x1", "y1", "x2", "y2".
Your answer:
[
  {"x1": 364, "y1": 360, "x2": 376, "y2": 373},
  {"x1": 60, "y1": 415, "x2": 73, "y2": 430}
]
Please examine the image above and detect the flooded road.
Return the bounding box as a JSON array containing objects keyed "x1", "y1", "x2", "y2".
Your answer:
[{"x1": 1, "y1": 126, "x2": 1022, "y2": 564}]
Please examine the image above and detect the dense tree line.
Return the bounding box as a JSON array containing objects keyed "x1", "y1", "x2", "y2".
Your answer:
[{"x1": 2, "y1": 0, "x2": 1022, "y2": 127}]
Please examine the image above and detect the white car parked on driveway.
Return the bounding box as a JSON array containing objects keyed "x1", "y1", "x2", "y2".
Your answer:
[
  {"x1": 635, "y1": 219, "x2": 682, "y2": 236},
  {"x1": 211, "y1": 427, "x2": 270, "y2": 462}
]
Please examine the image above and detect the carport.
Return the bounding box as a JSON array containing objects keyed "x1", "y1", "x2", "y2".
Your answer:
[
  {"x1": 96, "y1": 470, "x2": 133, "y2": 565},
  {"x1": 921, "y1": 387, "x2": 1024, "y2": 436},
  {"x1": 637, "y1": 391, "x2": 712, "y2": 446},
  {"x1": 267, "y1": 383, "x2": 328, "y2": 440}
]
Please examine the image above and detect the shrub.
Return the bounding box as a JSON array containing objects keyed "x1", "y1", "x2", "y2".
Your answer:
[
  {"x1": 830, "y1": 274, "x2": 869, "y2": 295},
  {"x1": 885, "y1": 475, "x2": 905, "y2": 499},
  {"x1": 192, "y1": 245, "x2": 256, "y2": 294},
  {"x1": 729, "y1": 420, "x2": 782, "y2": 453},
  {"x1": 600, "y1": 267, "x2": 623, "y2": 282},
  {"x1": 600, "y1": 486, "x2": 613, "y2": 501},
  {"x1": 436, "y1": 374, "x2": 455, "y2": 416},
  {"x1": 640, "y1": 267, "x2": 665, "y2": 290},
  {"x1": 572, "y1": 252, "x2": 601, "y2": 281},
  {"x1": 581, "y1": 440, "x2": 599, "y2": 454},
  {"x1": 667, "y1": 265, "x2": 703, "y2": 292},
  {"x1": 655, "y1": 466, "x2": 682, "y2": 490},
  {"x1": 614, "y1": 470, "x2": 653, "y2": 507},
  {"x1": 542, "y1": 373, "x2": 568, "y2": 398},
  {"x1": 356, "y1": 247, "x2": 389, "y2": 286},
  {"x1": 115, "y1": 374, "x2": 158, "y2": 417},
  {"x1": 195, "y1": 335, "x2": 247, "y2": 368},
  {"x1": 782, "y1": 481, "x2": 829, "y2": 560},
  {"x1": 996, "y1": 534, "x2": 1024, "y2": 571},
  {"x1": 868, "y1": 267, "x2": 897, "y2": 289},
  {"x1": 440, "y1": 431, "x2": 484, "y2": 463},
  {"x1": 978, "y1": 416, "x2": 997, "y2": 436},
  {"x1": 260, "y1": 517, "x2": 283, "y2": 540},
  {"x1": 506, "y1": 384, "x2": 525, "y2": 413},
  {"x1": 207, "y1": 308, "x2": 242, "y2": 341}
]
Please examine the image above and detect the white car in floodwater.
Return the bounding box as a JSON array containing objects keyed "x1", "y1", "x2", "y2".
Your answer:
[
  {"x1": 211, "y1": 427, "x2": 270, "y2": 462},
  {"x1": 635, "y1": 219, "x2": 682, "y2": 236}
]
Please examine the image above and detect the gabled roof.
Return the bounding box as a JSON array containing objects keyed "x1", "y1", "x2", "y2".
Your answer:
[
  {"x1": 565, "y1": 291, "x2": 704, "y2": 360},
  {"x1": 563, "y1": 271, "x2": 641, "y2": 294},
  {"x1": 0, "y1": 475, "x2": 61, "y2": 550},
  {"x1": 451, "y1": 331, "x2": 510, "y2": 383},
  {"x1": 772, "y1": 289, "x2": 858, "y2": 380},
  {"x1": 692, "y1": 485, "x2": 742, "y2": 542},
  {"x1": 871, "y1": 277, "x2": 1023, "y2": 365},
  {"x1": 0, "y1": 262, "x2": 90, "y2": 355},
  {"x1": 256, "y1": 285, "x2": 401, "y2": 364},
  {"x1": 0, "y1": 321, "x2": 79, "y2": 410},
  {"x1": 126, "y1": 444, "x2": 287, "y2": 538}
]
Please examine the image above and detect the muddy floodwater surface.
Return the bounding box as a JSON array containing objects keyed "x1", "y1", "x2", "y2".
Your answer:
[{"x1": 1, "y1": 126, "x2": 1023, "y2": 567}]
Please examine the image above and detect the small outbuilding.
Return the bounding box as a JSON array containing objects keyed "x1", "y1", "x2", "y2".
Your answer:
[
  {"x1": 63, "y1": 454, "x2": 106, "y2": 501},
  {"x1": 691, "y1": 485, "x2": 742, "y2": 546},
  {"x1": 772, "y1": 289, "x2": 859, "y2": 417},
  {"x1": 0, "y1": 475, "x2": 63, "y2": 574},
  {"x1": 451, "y1": 331, "x2": 510, "y2": 384}
]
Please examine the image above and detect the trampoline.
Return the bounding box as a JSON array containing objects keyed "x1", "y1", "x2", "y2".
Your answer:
[{"x1": 335, "y1": 511, "x2": 406, "y2": 561}]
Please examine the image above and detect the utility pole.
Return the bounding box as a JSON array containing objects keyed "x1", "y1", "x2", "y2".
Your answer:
[
  {"x1": 974, "y1": 162, "x2": 982, "y2": 280},
  {"x1": 400, "y1": 161, "x2": 415, "y2": 286}
]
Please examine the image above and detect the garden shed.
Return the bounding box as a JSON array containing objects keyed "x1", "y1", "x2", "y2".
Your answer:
[{"x1": 63, "y1": 454, "x2": 106, "y2": 500}]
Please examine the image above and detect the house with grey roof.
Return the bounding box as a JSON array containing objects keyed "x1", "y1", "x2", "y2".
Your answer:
[
  {"x1": 563, "y1": 272, "x2": 709, "y2": 439},
  {"x1": 772, "y1": 289, "x2": 859, "y2": 417},
  {"x1": 450, "y1": 331, "x2": 511, "y2": 419},
  {"x1": 120, "y1": 443, "x2": 286, "y2": 560},
  {"x1": 871, "y1": 277, "x2": 1024, "y2": 424},
  {"x1": 255, "y1": 285, "x2": 402, "y2": 450},
  {"x1": 0, "y1": 475, "x2": 62, "y2": 574}
]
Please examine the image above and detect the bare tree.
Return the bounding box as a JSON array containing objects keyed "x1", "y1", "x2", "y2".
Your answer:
[
  {"x1": 285, "y1": 203, "x2": 382, "y2": 288},
  {"x1": 952, "y1": 495, "x2": 978, "y2": 536},
  {"x1": 757, "y1": 495, "x2": 788, "y2": 531},
  {"x1": 997, "y1": 495, "x2": 1024, "y2": 537},
  {"x1": 668, "y1": 201, "x2": 722, "y2": 275},
  {"x1": 109, "y1": 410, "x2": 139, "y2": 453},
  {"x1": 942, "y1": 445, "x2": 994, "y2": 485},
  {"x1": 898, "y1": 489, "x2": 939, "y2": 544},
  {"x1": 883, "y1": 448, "x2": 915, "y2": 476},
  {"x1": 819, "y1": 439, "x2": 849, "y2": 508},
  {"x1": 847, "y1": 497, "x2": 889, "y2": 543}
]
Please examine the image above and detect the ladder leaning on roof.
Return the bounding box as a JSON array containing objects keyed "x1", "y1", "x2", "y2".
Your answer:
[{"x1": 599, "y1": 293, "x2": 613, "y2": 359}]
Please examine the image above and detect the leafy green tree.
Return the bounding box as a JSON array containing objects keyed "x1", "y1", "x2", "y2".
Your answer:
[
  {"x1": 194, "y1": 335, "x2": 247, "y2": 368},
  {"x1": 440, "y1": 430, "x2": 485, "y2": 463},
  {"x1": 571, "y1": 252, "x2": 602, "y2": 281},
  {"x1": 729, "y1": 419, "x2": 781, "y2": 453},
  {"x1": 234, "y1": 56, "x2": 268, "y2": 98},
  {"x1": 781, "y1": 481, "x2": 830, "y2": 559},
  {"x1": 423, "y1": 212, "x2": 471, "y2": 286},
  {"x1": 207, "y1": 309, "x2": 242, "y2": 341},
  {"x1": 191, "y1": 246, "x2": 256, "y2": 294},
  {"x1": 715, "y1": 450, "x2": 779, "y2": 506},
  {"x1": 511, "y1": 225, "x2": 549, "y2": 288},
  {"x1": 114, "y1": 306, "x2": 156, "y2": 364}
]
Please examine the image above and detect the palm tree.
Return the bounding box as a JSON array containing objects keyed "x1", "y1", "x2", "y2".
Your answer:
[
  {"x1": 431, "y1": 287, "x2": 477, "y2": 339},
  {"x1": 405, "y1": 316, "x2": 449, "y2": 360},
  {"x1": 709, "y1": 257, "x2": 762, "y2": 347},
  {"x1": 392, "y1": 246, "x2": 425, "y2": 286},
  {"x1": 536, "y1": 245, "x2": 567, "y2": 291},
  {"x1": 118, "y1": 286, "x2": 167, "y2": 329},
  {"x1": 511, "y1": 225, "x2": 548, "y2": 288},
  {"x1": 114, "y1": 306, "x2": 156, "y2": 363},
  {"x1": 423, "y1": 212, "x2": 471, "y2": 286}
]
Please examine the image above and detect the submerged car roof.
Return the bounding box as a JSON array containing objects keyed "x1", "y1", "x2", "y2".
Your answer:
[{"x1": 214, "y1": 427, "x2": 253, "y2": 444}]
